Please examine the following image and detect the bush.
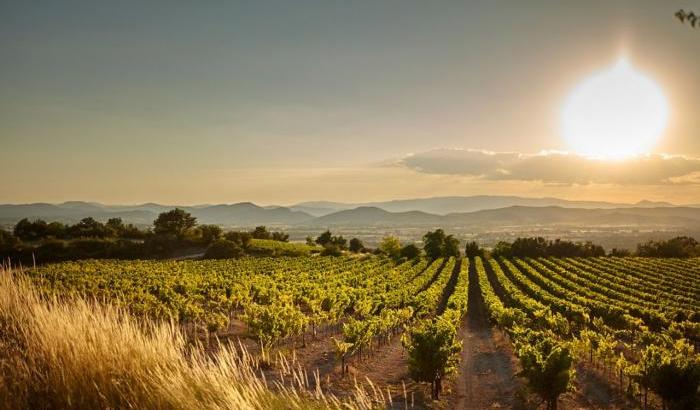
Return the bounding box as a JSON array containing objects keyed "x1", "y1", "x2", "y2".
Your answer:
[
  {"x1": 378, "y1": 236, "x2": 402, "y2": 259},
  {"x1": 464, "y1": 241, "x2": 484, "y2": 258},
  {"x1": 636, "y1": 236, "x2": 699, "y2": 258},
  {"x1": 348, "y1": 238, "x2": 364, "y2": 253},
  {"x1": 403, "y1": 317, "x2": 461, "y2": 400},
  {"x1": 321, "y1": 244, "x2": 343, "y2": 257},
  {"x1": 204, "y1": 240, "x2": 243, "y2": 259},
  {"x1": 199, "y1": 225, "x2": 222, "y2": 244},
  {"x1": 517, "y1": 335, "x2": 574, "y2": 410},
  {"x1": 400, "y1": 244, "x2": 421, "y2": 260}
]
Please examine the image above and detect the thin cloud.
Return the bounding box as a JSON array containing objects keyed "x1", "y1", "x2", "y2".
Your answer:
[{"x1": 400, "y1": 149, "x2": 700, "y2": 185}]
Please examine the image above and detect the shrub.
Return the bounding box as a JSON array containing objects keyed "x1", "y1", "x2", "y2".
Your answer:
[
  {"x1": 403, "y1": 317, "x2": 461, "y2": 400},
  {"x1": 204, "y1": 240, "x2": 243, "y2": 259}
]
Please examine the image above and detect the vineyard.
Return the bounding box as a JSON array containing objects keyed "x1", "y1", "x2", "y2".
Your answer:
[{"x1": 13, "y1": 255, "x2": 700, "y2": 408}]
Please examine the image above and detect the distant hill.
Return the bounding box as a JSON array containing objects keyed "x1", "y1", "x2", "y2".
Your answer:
[
  {"x1": 1, "y1": 198, "x2": 699, "y2": 230},
  {"x1": 291, "y1": 195, "x2": 691, "y2": 216},
  {"x1": 0, "y1": 201, "x2": 313, "y2": 227},
  {"x1": 302, "y1": 205, "x2": 700, "y2": 228},
  {"x1": 309, "y1": 206, "x2": 443, "y2": 226},
  {"x1": 444, "y1": 206, "x2": 700, "y2": 228},
  {"x1": 188, "y1": 203, "x2": 312, "y2": 225}
]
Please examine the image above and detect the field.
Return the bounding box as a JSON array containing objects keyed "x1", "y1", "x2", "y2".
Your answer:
[{"x1": 3, "y1": 255, "x2": 699, "y2": 409}]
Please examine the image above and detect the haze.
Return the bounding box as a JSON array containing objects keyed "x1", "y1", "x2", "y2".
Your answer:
[{"x1": 2, "y1": 1, "x2": 699, "y2": 205}]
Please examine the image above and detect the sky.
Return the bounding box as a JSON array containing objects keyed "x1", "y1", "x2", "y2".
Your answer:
[{"x1": 1, "y1": 1, "x2": 699, "y2": 205}]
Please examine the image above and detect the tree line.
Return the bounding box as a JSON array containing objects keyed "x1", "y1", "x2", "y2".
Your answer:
[
  {"x1": 2, "y1": 210, "x2": 698, "y2": 264},
  {"x1": 0, "y1": 209, "x2": 292, "y2": 264}
]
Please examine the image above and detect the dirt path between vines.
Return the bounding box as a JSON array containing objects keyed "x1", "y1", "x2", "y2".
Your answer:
[{"x1": 447, "y1": 259, "x2": 524, "y2": 410}]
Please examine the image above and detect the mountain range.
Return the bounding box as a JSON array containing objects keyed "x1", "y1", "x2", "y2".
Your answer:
[
  {"x1": 289, "y1": 196, "x2": 682, "y2": 217},
  {"x1": 0, "y1": 196, "x2": 699, "y2": 229}
]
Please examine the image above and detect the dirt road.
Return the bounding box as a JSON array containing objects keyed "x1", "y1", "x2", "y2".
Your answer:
[{"x1": 448, "y1": 259, "x2": 523, "y2": 409}]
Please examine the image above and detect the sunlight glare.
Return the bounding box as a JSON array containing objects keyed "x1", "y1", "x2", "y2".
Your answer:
[{"x1": 561, "y1": 58, "x2": 669, "y2": 159}]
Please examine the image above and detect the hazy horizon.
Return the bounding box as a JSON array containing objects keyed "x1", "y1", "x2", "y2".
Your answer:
[
  {"x1": 2, "y1": 1, "x2": 699, "y2": 204},
  {"x1": 1, "y1": 193, "x2": 698, "y2": 209}
]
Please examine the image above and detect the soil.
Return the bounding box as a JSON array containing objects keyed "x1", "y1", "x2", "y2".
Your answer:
[{"x1": 447, "y1": 259, "x2": 525, "y2": 410}]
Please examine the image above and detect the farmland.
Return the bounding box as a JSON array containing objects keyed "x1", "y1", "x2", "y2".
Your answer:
[{"x1": 10, "y1": 254, "x2": 700, "y2": 409}]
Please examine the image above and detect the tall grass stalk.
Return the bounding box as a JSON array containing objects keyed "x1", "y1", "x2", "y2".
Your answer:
[{"x1": 0, "y1": 267, "x2": 381, "y2": 409}]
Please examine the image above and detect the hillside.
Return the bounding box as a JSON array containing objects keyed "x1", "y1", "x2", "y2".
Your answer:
[{"x1": 290, "y1": 195, "x2": 688, "y2": 216}]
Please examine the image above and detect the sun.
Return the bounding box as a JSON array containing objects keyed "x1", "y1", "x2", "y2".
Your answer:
[{"x1": 561, "y1": 58, "x2": 669, "y2": 159}]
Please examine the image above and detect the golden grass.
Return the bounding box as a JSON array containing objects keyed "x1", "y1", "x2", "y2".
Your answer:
[{"x1": 0, "y1": 267, "x2": 384, "y2": 410}]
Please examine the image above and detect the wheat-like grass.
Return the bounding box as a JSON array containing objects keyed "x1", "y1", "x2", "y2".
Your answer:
[{"x1": 0, "y1": 267, "x2": 383, "y2": 410}]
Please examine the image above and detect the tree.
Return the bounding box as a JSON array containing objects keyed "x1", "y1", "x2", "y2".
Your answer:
[
  {"x1": 510, "y1": 237, "x2": 548, "y2": 257},
  {"x1": 332, "y1": 235, "x2": 347, "y2": 250},
  {"x1": 491, "y1": 241, "x2": 512, "y2": 258},
  {"x1": 517, "y1": 337, "x2": 574, "y2": 410},
  {"x1": 401, "y1": 243, "x2": 421, "y2": 260},
  {"x1": 105, "y1": 218, "x2": 125, "y2": 237},
  {"x1": 13, "y1": 218, "x2": 48, "y2": 241},
  {"x1": 0, "y1": 229, "x2": 18, "y2": 248},
  {"x1": 315, "y1": 230, "x2": 333, "y2": 246},
  {"x1": 68, "y1": 217, "x2": 109, "y2": 238},
  {"x1": 423, "y1": 229, "x2": 447, "y2": 260},
  {"x1": 442, "y1": 235, "x2": 460, "y2": 258},
  {"x1": 200, "y1": 224, "x2": 222, "y2": 244},
  {"x1": 46, "y1": 221, "x2": 67, "y2": 238},
  {"x1": 204, "y1": 239, "x2": 243, "y2": 259},
  {"x1": 637, "y1": 236, "x2": 699, "y2": 258},
  {"x1": 378, "y1": 236, "x2": 402, "y2": 259},
  {"x1": 271, "y1": 231, "x2": 289, "y2": 242},
  {"x1": 464, "y1": 241, "x2": 484, "y2": 258},
  {"x1": 403, "y1": 317, "x2": 461, "y2": 400},
  {"x1": 224, "y1": 231, "x2": 252, "y2": 249},
  {"x1": 251, "y1": 226, "x2": 271, "y2": 240},
  {"x1": 349, "y1": 238, "x2": 364, "y2": 253},
  {"x1": 676, "y1": 9, "x2": 698, "y2": 28},
  {"x1": 153, "y1": 209, "x2": 197, "y2": 239},
  {"x1": 609, "y1": 247, "x2": 631, "y2": 257}
]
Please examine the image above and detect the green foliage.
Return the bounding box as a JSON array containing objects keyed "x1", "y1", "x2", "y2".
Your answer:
[
  {"x1": 463, "y1": 241, "x2": 484, "y2": 258},
  {"x1": 400, "y1": 243, "x2": 421, "y2": 260},
  {"x1": 315, "y1": 230, "x2": 347, "y2": 250},
  {"x1": 248, "y1": 239, "x2": 313, "y2": 256},
  {"x1": 348, "y1": 237, "x2": 364, "y2": 253},
  {"x1": 320, "y1": 244, "x2": 343, "y2": 256},
  {"x1": 153, "y1": 208, "x2": 197, "y2": 239},
  {"x1": 0, "y1": 229, "x2": 18, "y2": 248},
  {"x1": 517, "y1": 336, "x2": 574, "y2": 410},
  {"x1": 422, "y1": 229, "x2": 460, "y2": 259},
  {"x1": 243, "y1": 303, "x2": 307, "y2": 347},
  {"x1": 378, "y1": 236, "x2": 402, "y2": 260},
  {"x1": 491, "y1": 237, "x2": 605, "y2": 258},
  {"x1": 14, "y1": 218, "x2": 49, "y2": 241},
  {"x1": 223, "y1": 231, "x2": 252, "y2": 249},
  {"x1": 632, "y1": 341, "x2": 700, "y2": 410},
  {"x1": 199, "y1": 224, "x2": 222, "y2": 244},
  {"x1": 403, "y1": 316, "x2": 461, "y2": 399},
  {"x1": 637, "y1": 236, "x2": 699, "y2": 258},
  {"x1": 204, "y1": 239, "x2": 243, "y2": 259}
]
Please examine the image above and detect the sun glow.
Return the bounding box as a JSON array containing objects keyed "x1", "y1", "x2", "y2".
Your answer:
[{"x1": 561, "y1": 59, "x2": 669, "y2": 159}]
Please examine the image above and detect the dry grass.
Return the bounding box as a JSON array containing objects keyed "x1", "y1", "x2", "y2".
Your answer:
[{"x1": 0, "y1": 267, "x2": 384, "y2": 410}]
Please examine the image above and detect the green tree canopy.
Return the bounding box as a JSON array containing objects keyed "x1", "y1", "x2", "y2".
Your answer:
[
  {"x1": 348, "y1": 237, "x2": 364, "y2": 253},
  {"x1": 153, "y1": 209, "x2": 197, "y2": 239},
  {"x1": 378, "y1": 236, "x2": 402, "y2": 259}
]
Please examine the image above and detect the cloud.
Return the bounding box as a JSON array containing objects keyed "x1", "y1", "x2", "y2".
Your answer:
[{"x1": 400, "y1": 149, "x2": 700, "y2": 185}]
